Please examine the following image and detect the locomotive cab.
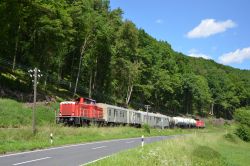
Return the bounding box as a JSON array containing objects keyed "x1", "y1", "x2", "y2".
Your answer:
[
  {"x1": 195, "y1": 118, "x2": 205, "y2": 128},
  {"x1": 58, "y1": 97, "x2": 103, "y2": 126},
  {"x1": 75, "y1": 97, "x2": 96, "y2": 104}
]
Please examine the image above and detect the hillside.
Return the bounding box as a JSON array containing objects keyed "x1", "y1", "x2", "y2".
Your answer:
[{"x1": 0, "y1": 0, "x2": 250, "y2": 119}]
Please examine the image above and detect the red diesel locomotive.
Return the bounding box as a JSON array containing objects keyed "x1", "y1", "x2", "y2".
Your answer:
[
  {"x1": 58, "y1": 98, "x2": 104, "y2": 126},
  {"x1": 196, "y1": 119, "x2": 205, "y2": 128}
]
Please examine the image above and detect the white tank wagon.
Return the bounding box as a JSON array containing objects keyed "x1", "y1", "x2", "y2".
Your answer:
[{"x1": 173, "y1": 117, "x2": 196, "y2": 128}]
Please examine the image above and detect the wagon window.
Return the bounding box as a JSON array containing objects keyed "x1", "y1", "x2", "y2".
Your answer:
[{"x1": 108, "y1": 109, "x2": 111, "y2": 116}]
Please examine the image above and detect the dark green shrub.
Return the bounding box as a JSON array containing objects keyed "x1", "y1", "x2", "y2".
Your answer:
[
  {"x1": 234, "y1": 108, "x2": 250, "y2": 142},
  {"x1": 235, "y1": 125, "x2": 250, "y2": 142},
  {"x1": 234, "y1": 108, "x2": 250, "y2": 127}
]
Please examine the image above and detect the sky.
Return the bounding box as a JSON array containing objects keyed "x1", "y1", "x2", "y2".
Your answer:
[{"x1": 110, "y1": 0, "x2": 250, "y2": 70}]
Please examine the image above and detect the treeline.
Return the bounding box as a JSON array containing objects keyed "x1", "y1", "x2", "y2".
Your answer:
[{"x1": 1, "y1": 0, "x2": 250, "y2": 119}]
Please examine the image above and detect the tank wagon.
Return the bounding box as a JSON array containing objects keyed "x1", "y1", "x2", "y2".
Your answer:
[
  {"x1": 172, "y1": 117, "x2": 196, "y2": 128},
  {"x1": 58, "y1": 97, "x2": 204, "y2": 129}
]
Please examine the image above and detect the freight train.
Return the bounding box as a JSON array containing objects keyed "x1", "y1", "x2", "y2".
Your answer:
[{"x1": 57, "y1": 97, "x2": 205, "y2": 128}]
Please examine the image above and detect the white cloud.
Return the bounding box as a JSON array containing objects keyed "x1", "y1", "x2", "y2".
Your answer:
[
  {"x1": 155, "y1": 19, "x2": 163, "y2": 24},
  {"x1": 187, "y1": 19, "x2": 236, "y2": 38},
  {"x1": 188, "y1": 49, "x2": 211, "y2": 59},
  {"x1": 219, "y1": 47, "x2": 250, "y2": 64},
  {"x1": 189, "y1": 53, "x2": 211, "y2": 59}
]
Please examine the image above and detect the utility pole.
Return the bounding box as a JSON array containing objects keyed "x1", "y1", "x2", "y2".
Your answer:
[
  {"x1": 210, "y1": 102, "x2": 214, "y2": 115},
  {"x1": 145, "y1": 105, "x2": 151, "y2": 125},
  {"x1": 29, "y1": 68, "x2": 42, "y2": 135},
  {"x1": 33, "y1": 67, "x2": 37, "y2": 134}
]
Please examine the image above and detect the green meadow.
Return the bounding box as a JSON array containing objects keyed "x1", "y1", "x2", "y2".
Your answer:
[{"x1": 90, "y1": 132, "x2": 250, "y2": 166}]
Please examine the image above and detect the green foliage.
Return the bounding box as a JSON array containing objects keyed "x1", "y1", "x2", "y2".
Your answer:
[
  {"x1": 234, "y1": 108, "x2": 250, "y2": 141},
  {"x1": 0, "y1": 0, "x2": 250, "y2": 119},
  {"x1": 235, "y1": 125, "x2": 250, "y2": 142},
  {"x1": 234, "y1": 107, "x2": 250, "y2": 127}
]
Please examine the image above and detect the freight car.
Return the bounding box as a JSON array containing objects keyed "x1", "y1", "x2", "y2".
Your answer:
[
  {"x1": 172, "y1": 117, "x2": 196, "y2": 128},
  {"x1": 57, "y1": 97, "x2": 204, "y2": 129},
  {"x1": 95, "y1": 103, "x2": 129, "y2": 126}
]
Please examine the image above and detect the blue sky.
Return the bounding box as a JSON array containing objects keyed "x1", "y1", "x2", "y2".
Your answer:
[{"x1": 110, "y1": 0, "x2": 250, "y2": 70}]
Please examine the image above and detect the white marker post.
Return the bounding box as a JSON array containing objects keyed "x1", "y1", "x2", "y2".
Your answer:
[
  {"x1": 50, "y1": 133, "x2": 53, "y2": 144},
  {"x1": 141, "y1": 135, "x2": 144, "y2": 147}
]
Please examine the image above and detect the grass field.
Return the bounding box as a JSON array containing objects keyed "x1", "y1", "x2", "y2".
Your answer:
[
  {"x1": 89, "y1": 131, "x2": 250, "y2": 166},
  {"x1": 0, "y1": 98, "x2": 57, "y2": 127}
]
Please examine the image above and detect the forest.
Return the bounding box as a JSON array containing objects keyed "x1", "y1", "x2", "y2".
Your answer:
[{"x1": 0, "y1": 0, "x2": 250, "y2": 119}]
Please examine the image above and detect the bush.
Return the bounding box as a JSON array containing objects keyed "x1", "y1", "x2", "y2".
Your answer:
[
  {"x1": 235, "y1": 125, "x2": 250, "y2": 142},
  {"x1": 234, "y1": 108, "x2": 250, "y2": 142}
]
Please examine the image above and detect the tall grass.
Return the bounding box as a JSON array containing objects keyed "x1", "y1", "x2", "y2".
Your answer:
[
  {"x1": 90, "y1": 132, "x2": 250, "y2": 166},
  {"x1": 0, "y1": 98, "x2": 57, "y2": 127}
]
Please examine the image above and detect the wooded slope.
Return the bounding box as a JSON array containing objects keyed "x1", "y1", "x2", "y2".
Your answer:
[{"x1": 1, "y1": 0, "x2": 250, "y2": 119}]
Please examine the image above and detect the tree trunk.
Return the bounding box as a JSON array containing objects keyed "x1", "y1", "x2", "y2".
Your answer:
[
  {"x1": 125, "y1": 84, "x2": 133, "y2": 106},
  {"x1": 92, "y1": 58, "x2": 98, "y2": 94},
  {"x1": 43, "y1": 71, "x2": 48, "y2": 91},
  {"x1": 13, "y1": 24, "x2": 21, "y2": 71},
  {"x1": 57, "y1": 60, "x2": 62, "y2": 81},
  {"x1": 69, "y1": 49, "x2": 75, "y2": 90},
  {"x1": 88, "y1": 70, "x2": 92, "y2": 98},
  {"x1": 73, "y1": 37, "x2": 88, "y2": 97}
]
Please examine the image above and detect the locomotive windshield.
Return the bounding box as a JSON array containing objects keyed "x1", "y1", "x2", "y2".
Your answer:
[{"x1": 75, "y1": 98, "x2": 96, "y2": 104}]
